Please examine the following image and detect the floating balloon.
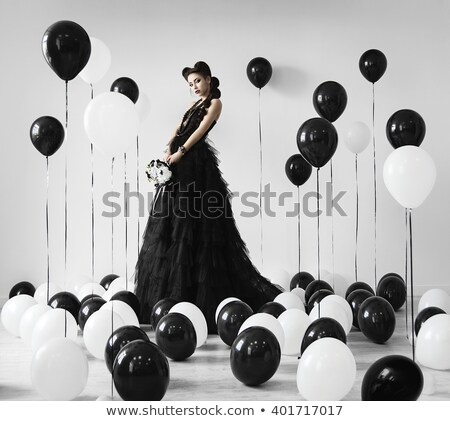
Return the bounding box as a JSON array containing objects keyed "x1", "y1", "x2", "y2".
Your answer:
[
  {"x1": 9, "y1": 281, "x2": 36, "y2": 299},
  {"x1": 113, "y1": 340, "x2": 170, "y2": 401},
  {"x1": 415, "y1": 306, "x2": 446, "y2": 336},
  {"x1": 301, "y1": 317, "x2": 347, "y2": 355},
  {"x1": 285, "y1": 154, "x2": 312, "y2": 187},
  {"x1": 312, "y1": 81, "x2": 347, "y2": 122},
  {"x1": 105, "y1": 325, "x2": 150, "y2": 373},
  {"x1": 383, "y1": 145, "x2": 436, "y2": 209},
  {"x1": 42, "y1": 20, "x2": 91, "y2": 81},
  {"x1": 386, "y1": 109, "x2": 426, "y2": 149},
  {"x1": 111, "y1": 77, "x2": 139, "y2": 103},
  {"x1": 297, "y1": 338, "x2": 356, "y2": 401},
  {"x1": 376, "y1": 275, "x2": 406, "y2": 311},
  {"x1": 155, "y1": 313, "x2": 197, "y2": 361},
  {"x1": 31, "y1": 337, "x2": 89, "y2": 400},
  {"x1": 345, "y1": 122, "x2": 371, "y2": 154},
  {"x1": 346, "y1": 289, "x2": 374, "y2": 329},
  {"x1": 217, "y1": 301, "x2": 253, "y2": 346},
  {"x1": 258, "y1": 302, "x2": 286, "y2": 318},
  {"x1": 30, "y1": 116, "x2": 65, "y2": 157},
  {"x1": 230, "y1": 327, "x2": 281, "y2": 386},
  {"x1": 362, "y1": 355, "x2": 423, "y2": 400},
  {"x1": 79, "y1": 37, "x2": 111, "y2": 84},
  {"x1": 84, "y1": 92, "x2": 139, "y2": 158},
  {"x1": 359, "y1": 49, "x2": 387, "y2": 83},
  {"x1": 246, "y1": 57, "x2": 272, "y2": 89},
  {"x1": 297, "y1": 117, "x2": 338, "y2": 168},
  {"x1": 290, "y1": 271, "x2": 314, "y2": 290},
  {"x1": 358, "y1": 296, "x2": 396, "y2": 344}
]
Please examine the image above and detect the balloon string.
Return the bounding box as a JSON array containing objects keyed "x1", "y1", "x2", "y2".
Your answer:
[
  {"x1": 111, "y1": 300, "x2": 114, "y2": 399},
  {"x1": 355, "y1": 154, "x2": 359, "y2": 282},
  {"x1": 373, "y1": 83, "x2": 378, "y2": 289},
  {"x1": 316, "y1": 168, "x2": 321, "y2": 281},
  {"x1": 137, "y1": 135, "x2": 141, "y2": 256},
  {"x1": 64, "y1": 309, "x2": 67, "y2": 338},
  {"x1": 330, "y1": 159, "x2": 335, "y2": 289},
  {"x1": 111, "y1": 158, "x2": 115, "y2": 273},
  {"x1": 258, "y1": 88, "x2": 264, "y2": 271},
  {"x1": 90, "y1": 84, "x2": 95, "y2": 284},
  {"x1": 297, "y1": 186, "x2": 301, "y2": 273},
  {"x1": 408, "y1": 208, "x2": 415, "y2": 361},
  {"x1": 405, "y1": 207, "x2": 409, "y2": 340},
  {"x1": 64, "y1": 81, "x2": 68, "y2": 281},
  {"x1": 46, "y1": 157, "x2": 50, "y2": 303},
  {"x1": 124, "y1": 153, "x2": 128, "y2": 288}
]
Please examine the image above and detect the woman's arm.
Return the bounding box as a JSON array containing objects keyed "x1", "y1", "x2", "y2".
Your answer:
[{"x1": 166, "y1": 99, "x2": 222, "y2": 165}]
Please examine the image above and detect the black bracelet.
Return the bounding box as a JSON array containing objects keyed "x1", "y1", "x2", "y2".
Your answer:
[{"x1": 178, "y1": 145, "x2": 187, "y2": 155}]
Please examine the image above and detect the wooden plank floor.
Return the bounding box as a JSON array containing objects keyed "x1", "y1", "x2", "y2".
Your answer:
[{"x1": 0, "y1": 303, "x2": 449, "y2": 401}]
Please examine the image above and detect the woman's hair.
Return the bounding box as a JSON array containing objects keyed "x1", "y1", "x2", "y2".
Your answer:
[{"x1": 182, "y1": 61, "x2": 221, "y2": 100}]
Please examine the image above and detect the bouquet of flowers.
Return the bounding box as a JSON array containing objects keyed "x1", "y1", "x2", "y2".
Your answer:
[{"x1": 145, "y1": 159, "x2": 172, "y2": 187}]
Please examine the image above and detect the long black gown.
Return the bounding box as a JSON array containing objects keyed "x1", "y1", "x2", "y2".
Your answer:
[{"x1": 134, "y1": 99, "x2": 282, "y2": 332}]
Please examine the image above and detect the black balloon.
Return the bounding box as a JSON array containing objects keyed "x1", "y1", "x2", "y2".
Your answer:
[
  {"x1": 359, "y1": 49, "x2": 387, "y2": 83},
  {"x1": 306, "y1": 289, "x2": 334, "y2": 314},
  {"x1": 345, "y1": 281, "x2": 375, "y2": 300},
  {"x1": 30, "y1": 116, "x2": 65, "y2": 157},
  {"x1": 155, "y1": 313, "x2": 197, "y2": 361},
  {"x1": 9, "y1": 281, "x2": 35, "y2": 299},
  {"x1": 217, "y1": 301, "x2": 254, "y2": 346},
  {"x1": 415, "y1": 306, "x2": 446, "y2": 336},
  {"x1": 312, "y1": 81, "x2": 348, "y2": 123},
  {"x1": 113, "y1": 339, "x2": 170, "y2": 401},
  {"x1": 380, "y1": 272, "x2": 403, "y2": 282},
  {"x1": 150, "y1": 298, "x2": 178, "y2": 330},
  {"x1": 48, "y1": 291, "x2": 81, "y2": 321},
  {"x1": 304, "y1": 280, "x2": 334, "y2": 304},
  {"x1": 100, "y1": 273, "x2": 119, "y2": 290},
  {"x1": 230, "y1": 327, "x2": 281, "y2": 386},
  {"x1": 258, "y1": 302, "x2": 286, "y2": 318},
  {"x1": 111, "y1": 291, "x2": 141, "y2": 320},
  {"x1": 285, "y1": 154, "x2": 313, "y2": 187},
  {"x1": 297, "y1": 117, "x2": 338, "y2": 168},
  {"x1": 346, "y1": 289, "x2": 374, "y2": 329},
  {"x1": 111, "y1": 77, "x2": 140, "y2": 103},
  {"x1": 386, "y1": 109, "x2": 426, "y2": 149},
  {"x1": 78, "y1": 296, "x2": 105, "y2": 331},
  {"x1": 246, "y1": 57, "x2": 272, "y2": 89},
  {"x1": 362, "y1": 355, "x2": 423, "y2": 401},
  {"x1": 290, "y1": 271, "x2": 315, "y2": 290},
  {"x1": 358, "y1": 296, "x2": 396, "y2": 344},
  {"x1": 42, "y1": 20, "x2": 91, "y2": 81},
  {"x1": 105, "y1": 325, "x2": 150, "y2": 373},
  {"x1": 301, "y1": 317, "x2": 347, "y2": 354},
  {"x1": 79, "y1": 293, "x2": 102, "y2": 307},
  {"x1": 376, "y1": 275, "x2": 406, "y2": 311}
]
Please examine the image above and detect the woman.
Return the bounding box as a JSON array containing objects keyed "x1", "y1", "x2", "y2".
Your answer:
[{"x1": 134, "y1": 61, "x2": 282, "y2": 333}]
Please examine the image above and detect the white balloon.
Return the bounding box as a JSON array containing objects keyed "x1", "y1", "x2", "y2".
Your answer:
[
  {"x1": 79, "y1": 37, "x2": 111, "y2": 84},
  {"x1": 291, "y1": 287, "x2": 306, "y2": 305},
  {"x1": 31, "y1": 337, "x2": 88, "y2": 400},
  {"x1": 170, "y1": 302, "x2": 208, "y2": 348},
  {"x1": 31, "y1": 309, "x2": 78, "y2": 354},
  {"x1": 320, "y1": 295, "x2": 353, "y2": 331},
  {"x1": 297, "y1": 337, "x2": 356, "y2": 401},
  {"x1": 0, "y1": 295, "x2": 36, "y2": 336},
  {"x1": 34, "y1": 283, "x2": 62, "y2": 305},
  {"x1": 383, "y1": 145, "x2": 436, "y2": 209},
  {"x1": 344, "y1": 121, "x2": 371, "y2": 154},
  {"x1": 238, "y1": 313, "x2": 285, "y2": 351},
  {"x1": 215, "y1": 297, "x2": 241, "y2": 323},
  {"x1": 83, "y1": 308, "x2": 126, "y2": 360},
  {"x1": 421, "y1": 370, "x2": 436, "y2": 395},
  {"x1": 323, "y1": 273, "x2": 350, "y2": 297},
  {"x1": 264, "y1": 267, "x2": 290, "y2": 291},
  {"x1": 84, "y1": 92, "x2": 139, "y2": 158},
  {"x1": 136, "y1": 91, "x2": 151, "y2": 124},
  {"x1": 416, "y1": 314, "x2": 450, "y2": 370},
  {"x1": 418, "y1": 289, "x2": 450, "y2": 314},
  {"x1": 309, "y1": 300, "x2": 351, "y2": 335},
  {"x1": 76, "y1": 282, "x2": 106, "y2": 301},
  {"x1": 277, "y1": 309, "x2": 311, "y2": 356},
  {"x1": 102, "y1": 300, "x2": 139, "y2": 327},
  {"x1": 274, "y1": 291, "x2": 304, "y2": 310},
  {"x1": 19, "y1": 304, "x2": 52, "y2": 345}
]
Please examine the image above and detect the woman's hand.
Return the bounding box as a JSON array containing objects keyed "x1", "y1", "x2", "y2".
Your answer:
[
  {"x1": 166, "y1": 150, "x2": 183, "y2": 166},
  {"x1": 163, "y1": 150, "x2": 170, "y2": 163}
]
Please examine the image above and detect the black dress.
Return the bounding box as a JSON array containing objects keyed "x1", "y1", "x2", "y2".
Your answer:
[{"x1": 134, "y1": 99, "x2": 282, "y2": 333}]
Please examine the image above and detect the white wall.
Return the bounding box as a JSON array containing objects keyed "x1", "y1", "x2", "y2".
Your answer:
[{"x1": 1, "y1": 0, "x2": 449, "y2": 303}]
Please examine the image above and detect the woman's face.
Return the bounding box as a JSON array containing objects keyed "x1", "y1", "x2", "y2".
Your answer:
[{"x1": 187, "y1": 72, "x2": 210, "y2": 98}]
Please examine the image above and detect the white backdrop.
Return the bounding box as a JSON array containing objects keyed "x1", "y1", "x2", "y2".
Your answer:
[{"x1": 1, "y1": 0, "x2": 449, "y2": 303}]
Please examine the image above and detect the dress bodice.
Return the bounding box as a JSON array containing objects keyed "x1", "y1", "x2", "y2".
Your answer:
[{"x1": 174, "y1": 100, "x2": 216, "y2": 143}]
